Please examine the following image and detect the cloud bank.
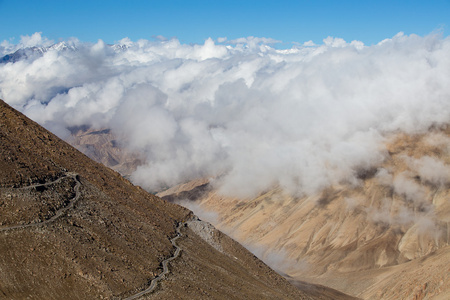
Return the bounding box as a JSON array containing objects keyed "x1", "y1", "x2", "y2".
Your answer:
[{"x1": 1, "y1": 32, "x2": 449, "y2": 198}]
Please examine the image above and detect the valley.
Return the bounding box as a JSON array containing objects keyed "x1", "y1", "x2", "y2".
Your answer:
[
  {"x1": 66, "y1": 121, "x2": 450, "y2": 299},
  {"x1": 158, "y1": 127, "x2": 450, "y2": 299}
]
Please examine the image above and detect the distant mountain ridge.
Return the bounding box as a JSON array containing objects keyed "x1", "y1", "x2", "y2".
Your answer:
[
  {"x1": 0, "y1": 42, "x2": 77, "y2": 63},
  {"x1": 0, "y1": 41, "x2": 132, "y2": 64}
]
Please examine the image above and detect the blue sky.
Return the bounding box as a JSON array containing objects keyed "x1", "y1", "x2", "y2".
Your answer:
[{"x1": 1, "y1": 0, "x2": 449, "y2": 47}]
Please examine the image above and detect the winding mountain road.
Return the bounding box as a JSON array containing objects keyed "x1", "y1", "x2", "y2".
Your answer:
[
  {"x1": 124, "y1": 222, "x2": 184, "y2": 300},
  {"x1": 0, "y1": 172, "x2": 81, "y2": 232},
  {"x1": 1, "y1": 173, "x2": 185, "y2": 299}
]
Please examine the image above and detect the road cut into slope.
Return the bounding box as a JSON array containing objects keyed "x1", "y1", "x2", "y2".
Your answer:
[
  {"x1": 124, "y1": 222, "x2": 184, "y2": 300},
  {"x1": 0, "y1": 172, "x2": 81, "y2": 232}
]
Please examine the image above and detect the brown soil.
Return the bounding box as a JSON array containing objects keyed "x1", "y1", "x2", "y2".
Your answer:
[{"x1": 0, "y1": 99, "x2": 329, "y2": 299}]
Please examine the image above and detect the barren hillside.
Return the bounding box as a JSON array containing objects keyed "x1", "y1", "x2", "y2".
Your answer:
[
  {"x1": 69, "y1": 127, "x2": 143, "y2": 179},
  {"x1": 159, "y1": 126, "x2": 450, "y2": 299},
  {"x1": 0, "y1": 99, "x2": 347, "y2": 299}
]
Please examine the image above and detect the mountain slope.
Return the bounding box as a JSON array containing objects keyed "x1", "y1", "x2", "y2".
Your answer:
[
  {"x1": 159, "y1": 126, "x2": 450, "y2": 299},
  {"x1": 68, "y1": 126, "x2": 143, "y2": 179},
  {"x1": 0, "y1": 99, "x2": 333, "y2": 299}
]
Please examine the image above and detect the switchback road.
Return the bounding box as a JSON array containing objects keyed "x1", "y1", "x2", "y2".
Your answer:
[{"x1": 0, "y1": 173, "x2": 81, "y2": 232}]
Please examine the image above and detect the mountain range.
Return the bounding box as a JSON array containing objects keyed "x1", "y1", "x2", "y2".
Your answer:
[
  {"x1": 0, "y1": 42, "x2": 78, "y2": 64},
  {"x1": 0, "y1": 42, "x2": 130, "y2": 64}
]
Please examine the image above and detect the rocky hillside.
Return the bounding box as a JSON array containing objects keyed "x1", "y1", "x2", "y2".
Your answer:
[
  {"x1": 159, "y1": 127, "x2": 450, "y2": 300},
  {"x1": 69, "y1": 126, "x2": 143, "y2": 179},
  {"x1": 0, "y1": 99, "x2": 347, "y2": 299}
]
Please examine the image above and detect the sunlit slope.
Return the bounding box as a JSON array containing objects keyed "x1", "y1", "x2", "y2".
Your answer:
[
  {"x1": 160, "y1": 126, "x2": 450, "y2": 299},
  {"x1": 69, "y1": 127, "x2": 144, "y2": 178}
]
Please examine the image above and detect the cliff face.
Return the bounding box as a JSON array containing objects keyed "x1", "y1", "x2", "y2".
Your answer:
[
  {"x1": 0, "y1": 99, "x2": 331, "y2": 299},
  {"x1": 159, "y1": 126, "x2": 450, "y2": 300}
]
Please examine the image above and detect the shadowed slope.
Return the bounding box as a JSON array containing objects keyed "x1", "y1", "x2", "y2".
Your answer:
[{"x1": 0, "y1": 99, "x2": 326, "y2": 299}]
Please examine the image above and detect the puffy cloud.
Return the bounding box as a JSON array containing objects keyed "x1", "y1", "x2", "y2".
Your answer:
[
  {"x1": 19, "y1": 32, "x2": 53, "y2": 48},
  {"x1": 217, "y1": 37, "x2": 227, "y2": 43},
  {"x1": 302, "y1": 40, "x2": 316, "y2": 47},
  {"x1": 375, "y1": 168, "x2": 394, "y2": 186},
  {"x1": 393, "y1": 172, "x2": 428, "y2": 206},
  {"x1": 0, "y1": 32, "x2": 53, "y2": 55},
  {"x1": 1, "y1": 33, "x2": 449, "y2": 197},
  {"x1": 410, "y1": 156, "x2": 450, "y2": 186}
]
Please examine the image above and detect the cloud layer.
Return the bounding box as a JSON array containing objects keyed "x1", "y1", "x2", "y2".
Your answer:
[{"x1": 1, "y1": 32, "x2": 449, "y2": 197}]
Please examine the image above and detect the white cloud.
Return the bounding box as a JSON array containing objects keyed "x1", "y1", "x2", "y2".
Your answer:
[
  {"x1": 0, "y1": 32, "x2": 53, "y2": 55},
  {"x1": 323, "y1": 36, "x2": 347, "y2": 47},
  {"x1": 217, "y1": 37, "x2": 227, "y2": 43},
  {"x1": 19, "y1": 32, "x2": 53, "y2": 48},
  {"x1": 303, "y1": 40, "x2": 316, "y2": 47},
  {"x1": 228, "y1": 36, "x2": 282, "y2": 50},
  {"x1": 375, "y1": 168, "x2": 393, "y2": 186},
  {"x1": 410, "y1": 156, "x2": 450, "y2": 186},
  {"x1": 1, "y1": 32, "x2": 449, "y2": 198},
  {"x1": 393, "y1": 172, "x2": 428, "y2": 206}
]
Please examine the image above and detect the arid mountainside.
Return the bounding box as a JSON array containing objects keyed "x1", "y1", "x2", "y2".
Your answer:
[
  {"x1": 69, "y1": 127, "x2": 144, "y2": 179},
  {"x1": 158, "y1": 127, "x2": 450, "y2": 299},
  {"x1": 0, "y1": 99, "x2": 349, "y2": 299}
]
